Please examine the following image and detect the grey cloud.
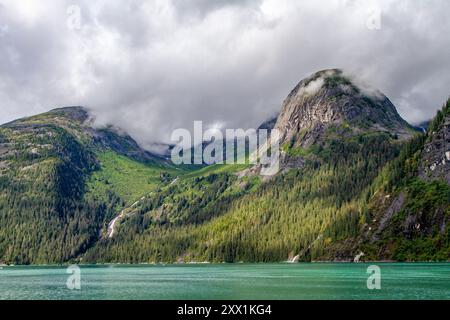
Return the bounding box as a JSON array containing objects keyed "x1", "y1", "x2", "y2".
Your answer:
[
  {"x1": 0, "y1": 0, "x2": 449, "y2": 153},
  {"x1": 171, "y1": 0, "x2": 262, "y2": 21}
]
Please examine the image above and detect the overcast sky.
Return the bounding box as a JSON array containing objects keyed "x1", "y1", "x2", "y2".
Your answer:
[{"x1": 0, "y1": 0, "x2": 449, "y2": 150}]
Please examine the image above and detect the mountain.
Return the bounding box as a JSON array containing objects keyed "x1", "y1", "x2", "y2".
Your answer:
[
  {"x1": 258, "y1": 115, "x2": 278, "y2": 130},
  {"x1": 1, "y1": 107, "x2": 169, "y2": 163},
  {"x1": 276, "y1": 69, "x2": 413, "y2": 148},
  {"x1": 357, "y1": 99, "x2": 450, "y2": 261},
  {"x1": 413, "y1": 120, "x2": 431, "y2": 133},
  {"x1": 0, "y1": 70, "x2": 448, "y2": 264},
  {"x1": 83, "y1": 70, "x2": 448, "y2": 263},
  {"x1": 0, "y1": 107, "x2": 178, "y2": 264},
  {"x1": 419, "y1": 107, "x2": 450, "y2": 184}
]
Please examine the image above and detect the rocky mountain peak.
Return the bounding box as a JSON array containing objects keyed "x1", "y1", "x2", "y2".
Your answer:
[
  {"x1": 45, "y1": 106, "x2": 91, "y2": 123},
  {"x1": 274, "y1": 69, "x2": 413, "y2": 148}
]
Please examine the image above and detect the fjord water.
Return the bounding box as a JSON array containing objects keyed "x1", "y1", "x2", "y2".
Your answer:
[{"x1": 0, "y1": 263, "x2": 448, "y2": 300}]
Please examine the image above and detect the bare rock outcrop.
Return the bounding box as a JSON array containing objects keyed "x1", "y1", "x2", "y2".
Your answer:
[
  {"x1": 274, "y1": 69, "x2": 413, "y2": 148},
  {"x1": 419, "y1": 116, "x2": 450, "y2": 184}
]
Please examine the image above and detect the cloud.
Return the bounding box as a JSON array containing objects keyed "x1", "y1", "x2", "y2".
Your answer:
[
  {"x1": 0, "y1": 0, "x2": 449, "y2": 152},
  {"x1": 301, "y1": 77, "x2": 325, "y2": 96}
]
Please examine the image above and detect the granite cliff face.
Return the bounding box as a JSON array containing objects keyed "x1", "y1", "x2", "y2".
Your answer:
[
  {"x1": 274, "y1": 69, "x2": 413, "y2": 148},
  {"x1": 419, "y1": 113, "x2": 450, "y2": 184}
]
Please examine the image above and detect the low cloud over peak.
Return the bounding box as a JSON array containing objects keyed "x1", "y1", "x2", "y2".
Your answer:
[{"x1": 1, "y1": 0, "x2": 449, "y2": 150}]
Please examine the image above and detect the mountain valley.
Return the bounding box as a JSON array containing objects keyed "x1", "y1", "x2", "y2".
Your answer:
[{"x1": 0, "y1": 69, "x2": 448, "y2": 264}]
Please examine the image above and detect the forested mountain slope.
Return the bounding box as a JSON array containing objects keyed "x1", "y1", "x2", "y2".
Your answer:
[
  {"x1": 0, "y1": 70, "x2": 448, "y2": 264},
  {"x1": 85, "y1": 71, "x2": 448, "y2": 263},
  {"x1": 356, "y1": 99, "x2": 450, "y2": 261},
  {"x1": 0, "y1": 107, "x2": 176, "y2": 264}
]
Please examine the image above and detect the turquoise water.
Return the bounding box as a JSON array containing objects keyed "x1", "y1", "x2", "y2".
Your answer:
[{"x1": 0, "y1": 263, "x2": 449, "y2": 300}]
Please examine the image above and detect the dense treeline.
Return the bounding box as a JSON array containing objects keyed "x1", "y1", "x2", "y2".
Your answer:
[
  {"x1": 0, "y1": 123, "x2": 110, "y2": 264},
  {"x1": 428, "y1": 98, "x2": 450, "y2": 134},
  {"x1": 85, "y1": 99, "x2": 448, "y2": 263},
  {"x1": 357, "y1": 99, "x2": 450, "y2": 261},
  {"x1": 2, "y1": 101, "x2": 449, "y2": 264},
  {"x1": 84, "y1": 132, "x2": 403, "y2": 263},
  {"x1": 135, "y1": 173, "x2": 251, "y2": 226}
]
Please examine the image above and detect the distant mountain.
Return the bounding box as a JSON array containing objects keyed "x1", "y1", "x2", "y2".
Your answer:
[
  {"x1": 0, "y1": 72, "x2": 448, "y2": 265},
  {"x1": 258, "y1": 116, "x2": 278, "y2": 130},
  {"x1": 413, "y1": 120, "x2": 431, "y2": 133}
]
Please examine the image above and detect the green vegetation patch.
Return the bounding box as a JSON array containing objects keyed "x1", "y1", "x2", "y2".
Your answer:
[
  {"x1": 86, "y1": 151, "x2": 177, "y2": 205},
  {"x1": 182, "y1": 163, "x2": 250, "y2": 180}
]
